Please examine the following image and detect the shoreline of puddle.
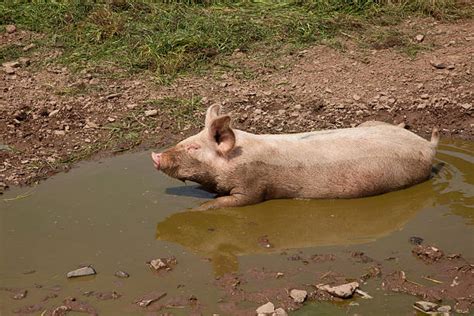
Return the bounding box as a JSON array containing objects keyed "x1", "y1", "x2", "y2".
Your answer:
[{"x1": 1, "y1": 140, "x2": 473, "y2": 315}]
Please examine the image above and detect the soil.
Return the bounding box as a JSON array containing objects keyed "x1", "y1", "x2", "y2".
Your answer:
[{"x1": 1, "y1": 18, "x2": 473, "y2": 190}]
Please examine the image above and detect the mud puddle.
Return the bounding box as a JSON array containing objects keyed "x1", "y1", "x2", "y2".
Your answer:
[{"x1": 1, "y1": 141, "x2": 473, "y2": 315}]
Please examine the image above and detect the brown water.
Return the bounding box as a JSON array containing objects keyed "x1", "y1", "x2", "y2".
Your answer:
[{"x1": 1, "y1": 141, "x2": 473, "y2": 315}]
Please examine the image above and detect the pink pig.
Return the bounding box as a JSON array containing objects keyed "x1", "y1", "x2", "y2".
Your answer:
[{"x1": 152, "y1": 104, "x2": 439, "y2": 210}]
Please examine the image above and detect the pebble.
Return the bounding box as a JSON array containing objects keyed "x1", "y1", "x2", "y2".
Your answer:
[
  {"x1": 66, "y1": 266, "x2": 96, "y2": 278},
  {"x1": 12, "y1": 289, "x2": 27, "y2": 300},
  {"x1": 144, "y1": 109, "x2": 158, "y2": 117},
  {"x1": 48, "y1": 109, "x2": 60, "y2": 117},
  {"x1": 460, "y1": 103, "x2": 471, "y2": 110},
  {"x1": 430, "y1": 60, "x2": 447, "y2": 69},
  {"x1": 23, "y1": 43, "x2": 36, "y2": 52},
  {"x1": 353, "y1": 94, "x2": 361, "y2": 101},
  {"x1": 415, "y1": 34, "x2": 425, "y2": 42},
  {"x1": 273, "y1": 308, "x2": 288, "y2": 316},
  {"x1": 54, "y1": 130, "x2": 66, "y2": 136},
  {"x1": 3, "y1": 61, "x2": 20, "y2": 68},
  {"x1": 324, "y1": 88, "x2": 333, "y2": 94},
  {"x1": 413, "y1": 301, "x2": 438, "y2": 312},
  {"x1": 420, "y1": 94, "x2": 429, "y2": 100},
  {"x1": 289, "y1": 289, "x2": 307, "y2": 303},
  {"x1": 114, "y1": 270, "x2": 130, "y2": 278},
  {"x1": 6, "y1": 25, "x2": 17, "y2": 33},
  {"x1": 437, "y1": 305, "x2": 451, "y2": 313},
  {"x1": 256, "y1": 302, "x2": 275, "y2": 314},
  {"x1": 107, "y1": 117, "x2": 116, "y2": 122}
]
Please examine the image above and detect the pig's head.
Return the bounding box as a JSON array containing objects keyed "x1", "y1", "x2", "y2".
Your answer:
[{"x1": 151, "y1": 104, "x2": 235, "y2": 187}]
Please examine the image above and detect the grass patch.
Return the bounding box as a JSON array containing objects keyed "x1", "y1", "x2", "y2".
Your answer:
[
  {"x1": 1, "y1": 1, "x2": 471, "y2": 78},
  {"x1": 0, "y1": 44, "x2": 24, "y2": 64}
]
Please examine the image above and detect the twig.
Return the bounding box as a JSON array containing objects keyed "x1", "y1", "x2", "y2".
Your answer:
[
  {"x1": 3, "y1": 191, "x2": 34, "y2": 202},
  {"x1": 422, "y1": 276, "x2": 443, "y2": 284}
]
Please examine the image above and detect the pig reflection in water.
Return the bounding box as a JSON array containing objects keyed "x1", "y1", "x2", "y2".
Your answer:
[
  {"x1": 152, "y1": 104, "x2": 439, "y2": 210},
  {"x1": 156, "y1": 182, "x2": 436, "y2": 275}
]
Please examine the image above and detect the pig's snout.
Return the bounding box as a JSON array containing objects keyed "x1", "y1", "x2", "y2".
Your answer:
[{"x1": 151, "y1": 152, "x2": 161, "y2": 170}]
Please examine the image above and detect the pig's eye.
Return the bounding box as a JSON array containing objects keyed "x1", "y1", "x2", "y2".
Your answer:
[{"x1": 186, "y1": 144, "x2": 200, "y2": 152}]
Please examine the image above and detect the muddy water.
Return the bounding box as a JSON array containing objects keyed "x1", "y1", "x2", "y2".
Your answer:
[{"x1": 1, "y1": 141, "x2": 472, "y2": 315}]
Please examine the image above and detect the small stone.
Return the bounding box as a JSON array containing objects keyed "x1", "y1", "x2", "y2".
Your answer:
[
  {"x1": 290, "y1": 289, "x2": 307, "y2": 303},
  {"x1": 3, "y1": 61, "x2": 20, "y2": 68},
  {"x1": 353, "y1": 94, "x2": 361, "y2": 101},
  {"x1": 414, "y1": 301, "x2": 438, "y2": 312},
  {"x1": 114, "y1": 270, "x2": 129, "y2": 278},
  {"x1": 273, "y1": 308, "x2": 288, "y2": 316},
  {"x1": 12, "y1": 289, "x2": 27, "y2": 300},
  {"x1": 317, "y1": 282, "x2": 359, "y2": 298},
  {"x1": 107, "y1": 117, "x2": 116, "y2": 122},
  {"x1": 420, "y1": 94, "x2": 429, "y2": 100},
  {"x1": 256, "y1": 302, "x2": 275, "y2": 314},
  {"x1": 388, "y1": 98, "x2": 396, "y2": 104},
  {"x1": 54, "y1": 130, "x2": 66, "y2": 136},
  {"x1": 66, "y1": 266, "x2": 96, "y2": 278},
  {"x1": 460, "y1": 103, "x2": 472, "y2": 110},
  {"x1": 276, "y1": 272, "x2": 284, "y2": 278},
  {"x1": 437, "y1": 305, "x2": 451, "y2": 313},
  {"x1": 84, "y1": 138, "x2": 91, "y2": 143},
  {"x1": 324, "y1": 88, "x2": 333, "y2": 94},
  {"x1": 4, "y1": 67, "x2": 15, "y2": 74},
  {"x1": 447, "y1": 64, "x2": 455, "y2": 70},
  {"x1": 6, "y1": 25, "x2": 17, "y2": 33},
  {"x1": 48, "y1": 109, "x2": 60, "y2": 117},
  {"x1": 430, "y1": 60, "x2": 447, "y2": 69},
  {"x1": 148, "y1": 257, "x2": 177, "y2": 272},
  {"x1": 23, "y1": 43, "x2": 36, "y2": 52},
  {"x1": 409, "y1": 236, "x2": 424, "y2": 245},
  {"x1": 415, "y1": 34, "x2": 425, "y2": 42},
  {"x1": 126, "y1": 103, "x2": 139, "y2": 109},
  {"x1": 144, "y1": 109, "x2": 158, "y2": 117}
]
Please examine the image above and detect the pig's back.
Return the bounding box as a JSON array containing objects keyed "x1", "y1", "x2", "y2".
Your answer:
[{"x1": 232, "y1": 126, "x2": 436, "y2": 199}]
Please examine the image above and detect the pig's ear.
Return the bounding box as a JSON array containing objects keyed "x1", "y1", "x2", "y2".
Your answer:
[
  {"x1": 205, "y1": 104, "x2": 221, "y2": 128},
  {"x1": 209, "y1": 115, "x2": 235, "y2": 155}
]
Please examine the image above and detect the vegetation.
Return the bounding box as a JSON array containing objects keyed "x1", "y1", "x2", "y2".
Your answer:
[{"x1": 1, "y1": 1, "x2": 470, "y2": 78}]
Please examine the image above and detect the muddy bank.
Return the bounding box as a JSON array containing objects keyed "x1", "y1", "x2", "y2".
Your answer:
[{"x1": 1, "y1": 18, "x2": 473, "y2": 189}]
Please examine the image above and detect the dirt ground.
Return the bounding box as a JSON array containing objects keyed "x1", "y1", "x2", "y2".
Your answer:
[{"x1": 1, "y1": 18, "x2": 473, "y2": 190}]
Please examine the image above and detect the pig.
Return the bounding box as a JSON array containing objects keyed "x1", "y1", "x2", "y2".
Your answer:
[{"x1": 152, "y1": 104, "x2": 439, "y2": 210}]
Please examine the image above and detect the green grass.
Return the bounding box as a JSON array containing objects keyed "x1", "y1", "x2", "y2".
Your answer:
[{"x1": 1, "y1": 0, "x2": 471, "y2": 78}]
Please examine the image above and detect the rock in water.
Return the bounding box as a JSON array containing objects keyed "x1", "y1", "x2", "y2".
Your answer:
[
  {"x1": 114, "y1": 270, "x2": 130, "y2": 278},
  {"x1": 273, "y1": 308, "x2": 288, "y2": 316},
  {"x1": 67, "y1": 266, "x2": 96, "y2": 278},
  {"x1": 317, "y1": 282, "x2": 359, "y2": 298},
  {"x1": 256, "y1": 302, "x2": 275, "y2": 314},
  {"x1": 290, "y1": 289, "x2": 307, "y2": 303},
  {"x1": 413, "y1": 301, "x2": 438, "y2": 312}
]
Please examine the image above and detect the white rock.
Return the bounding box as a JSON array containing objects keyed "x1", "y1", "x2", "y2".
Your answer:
[
  {"x1": 67, "y1": 266, "x2": 96, "y2": 278},
  {"x1": 272, "y1": 307, "x2": 288, "y2": 316},
  {"x1": 290, "y1": 289, "x2": 307, "y2": 303},
  {"x1": 144, "y1": 109, "x2": 158, "y2": 117},
  {"x1": 317, "y1": 282, "x2": 359, "y2": 298},
  {"x1": 415, "y1": 34, "x2": 425, "y2": 42},
  {"x1": 413, "y1": 301, "x2": 438, "y2": 312},
  {"x1": 256, "y1": 302, "x2": 275, "y2": 314}
]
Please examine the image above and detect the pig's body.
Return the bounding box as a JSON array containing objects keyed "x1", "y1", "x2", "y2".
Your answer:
[
  {"x1": 219, "y1": 126, "x2": 435, "y2": 200},
  {"x1": 152, "y1": 105, "x2": 439, "y2": 210}
]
